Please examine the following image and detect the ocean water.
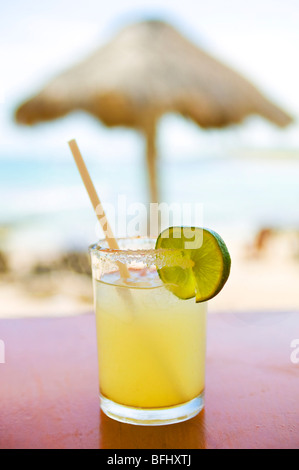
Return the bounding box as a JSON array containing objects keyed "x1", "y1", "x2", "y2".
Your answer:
[{"x1": 1, "y1": 151, "x2": 299, "y2": 254}]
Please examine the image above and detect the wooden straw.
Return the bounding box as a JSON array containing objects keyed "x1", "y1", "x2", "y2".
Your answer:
[{"x1": 68, "y1": 139, "x2": 130, "y2": 279}]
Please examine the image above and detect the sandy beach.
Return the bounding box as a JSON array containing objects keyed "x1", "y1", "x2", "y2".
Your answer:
[{"x1": 1, "y1": 229, "x2": 298, "y2": 319}]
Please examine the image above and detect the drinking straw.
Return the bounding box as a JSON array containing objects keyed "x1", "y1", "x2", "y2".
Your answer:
[{"x1": 68, "y1": 139, "x2": 130, "y2": 280}]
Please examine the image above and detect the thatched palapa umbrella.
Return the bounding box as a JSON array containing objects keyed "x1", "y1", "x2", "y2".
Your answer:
[{"x1": 15, "y1": 20, "x2": 292, "y2": 202}]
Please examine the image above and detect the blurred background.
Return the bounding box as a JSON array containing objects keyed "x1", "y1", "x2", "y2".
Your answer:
[{"x1": 1, "y1": 0, "x2": 299, "y2": 317}]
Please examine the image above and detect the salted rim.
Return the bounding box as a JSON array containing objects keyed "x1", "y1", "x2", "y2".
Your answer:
[
  {"x1": 88, "y1": 237, "x2": 195, "y2": 274},
  {"x1": 88, "y1": 237, "x2": 173, "y2": 256}
]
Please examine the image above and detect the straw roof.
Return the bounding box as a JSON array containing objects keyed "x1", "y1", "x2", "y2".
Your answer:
[
  {"x1": 15, "y1": 19, "x2": 292, "y2": 129},
  {"x1": 15, "y1": 20, "x2": 293, "y2": 202}
]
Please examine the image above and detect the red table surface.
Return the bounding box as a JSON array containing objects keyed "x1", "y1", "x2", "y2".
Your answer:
[{"x1": 0, "y1": 310, "x2": 298, "y2": 449}]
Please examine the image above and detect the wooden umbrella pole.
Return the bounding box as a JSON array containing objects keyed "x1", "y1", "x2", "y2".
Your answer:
[
  {"x1": 145, "y1": 119, "x2": 158, "y2": 204},
  {"x1": 68, "y1": 139, "x2": 130, "y2": 280}
]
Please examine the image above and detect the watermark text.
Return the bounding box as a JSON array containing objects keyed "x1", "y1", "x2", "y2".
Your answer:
[
  {"x1": 95, "y1": 195, "x2": 204, "y2": 248},
  {"x1": 290, "y1": 339, "x2": 299, "y2": 364},
  {"x1": 0, "y1": 340, "x2": 5, "y2": 364}
]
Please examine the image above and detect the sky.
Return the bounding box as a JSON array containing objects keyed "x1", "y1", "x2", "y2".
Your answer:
[{"x1": 1, "y1": 0, "x2": 299, "y2": 160}]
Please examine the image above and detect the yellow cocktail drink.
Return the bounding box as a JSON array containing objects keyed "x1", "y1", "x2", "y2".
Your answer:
[
  {"x1": 95, "y1": 271, "x2": 206, "y2": 408},
  {"x1": 69, "y1": 137, "x2": 231, "y2": 426},
  {"x1": 90, "y1": 238, "x2": 207, "y2": 425}
]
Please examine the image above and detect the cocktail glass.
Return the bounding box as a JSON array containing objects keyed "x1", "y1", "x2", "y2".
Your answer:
[{"x1": 90, "y1": 237, "x2": 207, "y2": 426}]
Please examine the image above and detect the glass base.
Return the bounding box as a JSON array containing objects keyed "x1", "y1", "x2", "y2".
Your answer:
[{"x1": 100, "y1": 392, "x2": 204, "y2": 426}]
